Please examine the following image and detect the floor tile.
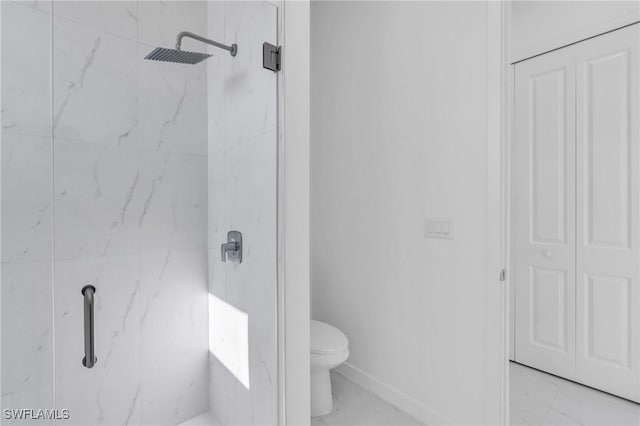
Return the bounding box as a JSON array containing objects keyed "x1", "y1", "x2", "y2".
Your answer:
[
  {"x1": 312, "y1": 371, "x2": 424, "y2": 426},
  {"x1": 511, "y1": 362, "x2": 640, "y2": 426},
  {"x1": 179, "y1": 411, "x2": 220, "y2": 426}
]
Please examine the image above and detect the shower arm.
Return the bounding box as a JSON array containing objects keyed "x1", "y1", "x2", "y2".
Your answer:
[{"x1": 175, "y1": 31, "x2": 237, "y2": 57}]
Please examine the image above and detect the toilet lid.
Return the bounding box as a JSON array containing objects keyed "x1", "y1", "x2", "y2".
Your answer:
[{"x1": 311, "y1": 320, "x2": 348, "y2": 355}]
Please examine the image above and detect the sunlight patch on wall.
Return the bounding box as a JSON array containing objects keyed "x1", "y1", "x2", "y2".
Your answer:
[{"x1": 208, "y1": 293, "x2": 250, "y2": 389}]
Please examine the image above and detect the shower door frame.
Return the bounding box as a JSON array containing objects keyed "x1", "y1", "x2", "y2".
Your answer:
[{"x1": 275, "y1": 1, "x2": 311, "y2": 425}]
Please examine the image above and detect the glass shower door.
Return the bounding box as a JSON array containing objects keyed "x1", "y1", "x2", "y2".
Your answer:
[
  {"x1": 2, "y1": 1, "x2": 280, "y2": 425},
  {"x1": 2, "y1": 2, "x2": 55, "y2": 424},
  {"x1": 2, "y1": 1, "x2": 211, "y2": 425},
  {"x1": 207, "y1": 1, "x2": 280, "y2": 424}
]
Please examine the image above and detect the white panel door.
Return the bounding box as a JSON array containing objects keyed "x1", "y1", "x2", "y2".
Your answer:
[
  {"x1": 575, "y1": 24, "x2": 640, "y2": 402},
  {"x1": 513, "y1": 47, "x2": 577, "y2": 379}
]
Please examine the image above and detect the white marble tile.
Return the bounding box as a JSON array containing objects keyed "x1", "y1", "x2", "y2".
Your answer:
[
  {"x1": 53, "y1": 255, "x2": 140, "y2": 378},
  {"x1": 206, "y1": 137, "x2": 225, "y2": 253},
  {"x1": 1, "y1": 383, "x2": 55, "y2": 426},
  {"x1": 4, "y1": 0, "x2": 52, "y2": 14},
  {"x1": 1, "y1": 133, "x2": 53, "y2": 263},
  {"x1": 550, "y1": 378, "x2": 640, "y2": 425},
  {"x1": 53, "y1": 254, "x2": 140, "y2": 425},
  {"x1": 1, "y1": 6, "x2": 55, "y2": 418},
  {"x1": 208, "y1": 353, "x2": 253, "y2": 425},
  {"x1": 53, "y1": 1, "x2": 138, "y2": 42},
  {"x1": 55, "y1": 364, "x2": 141, "y2": 426},
  {"x1": 137, "y1": 48, "x2": 208, "y2": 155},
  {"x1": 136, "y1": 1, "x2": 208, "y2": 156},
  {"x1": 180, "y1": 411, "x2": 220, "y2": 426},
  {"x1": 206, "y1": 1, "x2": 225, "y2": 253},
  {"x1": 221, "y1": 1, "x2": 278, "y2": 143},
  {"x1": 2, "y1": 2, "x2": 210, "y2": 426},
  {"x1": 206, "y1": 2, "x2": 279, "y2": 424},
  {"x1": 311, "y1": 372, "x2": 424, "y2": 426},
  {"x1": 510, "y1": 363, "x2": 640, "y2": 426},
  {"x1": 510, "y1": 363, "x2": 562, "y2": 425},
  {"x1": 138, "y1": 150, "x2": 207, "y2": 250},
  {"x1": 136, "y1": 4, "x2": 210, "y2": 421},
  {"x1": 1, "y1": 1, "x2": 52, "y2": 137},
  {"x1": 1, "y1": 262, "x2": 54, "y2": 402},
  {"x1": 52, "y1": 15, "x2": 138, "y2": 145},
  {"x1": 540, "y1": 408, "x2": 582, "y2": 426},
  {"x1": 53, "y1": 139, "x2": 140, "y2": 260},
  {"x1": 137, "y1": 1, "x2": 207, "y2": 49},
  {"x1": 139, "y1": 248, "x2": 209, "y2": 425}
]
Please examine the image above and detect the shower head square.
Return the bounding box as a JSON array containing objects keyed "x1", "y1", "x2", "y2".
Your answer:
[{"x1": 144, "y1": 47, "x2": 212, "y2": 64}]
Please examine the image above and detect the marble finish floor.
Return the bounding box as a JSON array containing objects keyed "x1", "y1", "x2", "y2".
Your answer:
[
  {"x1": 182, "y1": 364, "x2": 639, "y2": 426},
  {"x1": 510, "y1": 362, "x2": 640, "y2": 425},
  {"x1": 311, "y1": 371, "x2": 424, "y2": 426},
  {"x1": 180, "y1": 411, "x2": 220, "y2": 426}
]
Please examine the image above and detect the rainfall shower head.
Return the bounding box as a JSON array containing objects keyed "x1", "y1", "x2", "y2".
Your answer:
[
  {"x1": 145, "y1": 47, "x2": 212, "y2": 64},
  {"x1": 145, "y1": 31, "x2": 237, "y2": 65}
]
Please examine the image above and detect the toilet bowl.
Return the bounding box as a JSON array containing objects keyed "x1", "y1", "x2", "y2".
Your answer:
[{"x1": 310, "y1": 320, "x2": 349, "y2": 417}]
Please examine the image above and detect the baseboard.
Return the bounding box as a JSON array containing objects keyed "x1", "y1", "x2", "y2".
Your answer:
[{"x1": 335, "y1": 362, "x2": 452, "y2": 425}]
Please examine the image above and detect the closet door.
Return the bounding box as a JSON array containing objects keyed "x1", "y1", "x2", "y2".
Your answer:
[
  {"x1": 513, "y1": 47, "x2": 577, "y2": 379},
  {"x1": 575, "y1": 24, "x2": 640, "y2": 402}
]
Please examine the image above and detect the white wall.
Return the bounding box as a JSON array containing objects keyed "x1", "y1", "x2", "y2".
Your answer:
[
  {"x1": 511, "y1": 0, "x2": 640, "y2": 62},
  {"x1": 311, "y1": 2, "x2": 493, "y2": 424},
  {"x1": 1, "y1": 2, "x2": 209, "y2": 424}
]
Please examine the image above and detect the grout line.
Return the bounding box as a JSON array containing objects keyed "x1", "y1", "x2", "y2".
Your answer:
[{"x1": 539, "y1": 385, "x2": 562, "y2": 425}]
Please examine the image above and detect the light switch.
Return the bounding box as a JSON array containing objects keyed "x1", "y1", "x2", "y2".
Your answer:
[{"x1": 424, "y1": 217, "x2": 454, "y2": 239}]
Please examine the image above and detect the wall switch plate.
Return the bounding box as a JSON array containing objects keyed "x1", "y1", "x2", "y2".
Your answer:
[{"x1": 424, "y1": 217, "x2": 454, "y2": 239}]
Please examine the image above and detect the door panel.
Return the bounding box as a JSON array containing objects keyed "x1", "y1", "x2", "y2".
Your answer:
[
  {"x1": 530, "y1": 267, "x2": 568, "y2": 351},
  {"x1": 583, "y1": 51, "x2": 631, "y2": 248},
  {"x1": 585, "y1": 274, "x2": 631, "y2": 367},
  {"x1": 576, "y1": 24, "x2": 640, "y2": 402},
  {"x1": 514, "y1": 47, "x2": 577, "y2": 379},
  {"x1": 529, "y1": 69, "x2": 570, "y2": 245}
]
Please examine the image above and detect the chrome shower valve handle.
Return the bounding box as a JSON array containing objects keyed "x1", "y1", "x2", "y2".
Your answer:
[
  {"x1": 221, "y1": 231, "x2": 243, "y2": 263},
  {"x1": 221, "y1": 241, "x2": 239, "y2": 261}
]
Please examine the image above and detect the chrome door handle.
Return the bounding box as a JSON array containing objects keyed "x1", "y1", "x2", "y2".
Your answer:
[
  {"x1": 221, "y1": 230, "x2": 243, "y2": 263},
  {"x1": 81, "y1": 285, "x2": 97, "y2": 368}
]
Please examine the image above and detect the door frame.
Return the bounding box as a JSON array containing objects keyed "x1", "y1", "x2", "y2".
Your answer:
[
  {"x1": 486, "y1": 1, "x2": 510, "y2": 424},
  {"x1": 497, "y1": 3, "x2": 640, "y2": 422},
  {"x1": 277, "y1": 1, "x2": 311, "y2": 425},
  {"x1": 277, "y1": 2, "x2": 513, "y2": 424}
]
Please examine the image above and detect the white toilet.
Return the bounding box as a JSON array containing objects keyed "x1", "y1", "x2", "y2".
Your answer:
[{"x1": 310, "y1": 320, "x2": 349, "y2": 417}]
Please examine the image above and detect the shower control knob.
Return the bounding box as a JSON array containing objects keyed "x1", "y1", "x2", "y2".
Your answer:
[
  {"x1": 543, "y1": 251, "x2": 552, "y2": 259},
  {"x1": 221, "y1": 230, "x2": 243, "y2": 263}
]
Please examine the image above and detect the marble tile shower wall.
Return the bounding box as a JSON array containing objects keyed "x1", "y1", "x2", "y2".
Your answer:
[
  {"x1": 1, "y1": 2, "x2": 209, "y2": 425},
  {"x1": 206, "y1": 2, "x2": 278, "y2": 424}
]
